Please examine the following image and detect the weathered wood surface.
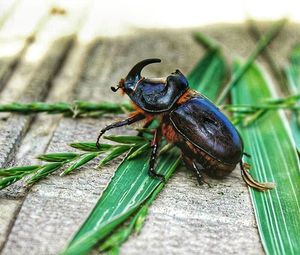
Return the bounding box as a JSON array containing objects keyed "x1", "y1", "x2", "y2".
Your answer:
[{"x1": 0, "y1": 1, "x2": 299, "y2": 254}]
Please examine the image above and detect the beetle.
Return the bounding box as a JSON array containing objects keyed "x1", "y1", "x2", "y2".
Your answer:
[{"x1": 96, "y1": 58, "x2": 272, "y2": 191}]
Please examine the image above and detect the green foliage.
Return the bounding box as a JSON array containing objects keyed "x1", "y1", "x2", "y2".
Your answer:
[
  {"x1": 216, "y1": 19, "x2": 287, "y2": 104},
  {"x1": 0, "y1": 139, "x2": 144, "y2": 190},
  {"x1": 232, "y1": 61, "x2": 300, "y2": 254}
]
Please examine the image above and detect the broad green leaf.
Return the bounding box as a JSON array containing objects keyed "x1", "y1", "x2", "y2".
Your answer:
[
  {"x1": 62, "y1": 153, "x2": 181, "y2": 255},
  {"x1": 231, "y1": 61, "x2": 300, "y2": 254},
  {"x1": 285, "y1": 44, "x2": 300, "y2": 149},
  {"x1": 188, "y1": 48, "x2": 226, "y2": 100},
  {"x1": 62, "y1": 48, "x2": 227, "y2": 255}
]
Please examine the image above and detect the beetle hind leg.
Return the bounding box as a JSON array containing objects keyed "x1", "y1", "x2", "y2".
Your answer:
[{"x1": 183, "y1": 156, "x2": 211, "y2": 187}]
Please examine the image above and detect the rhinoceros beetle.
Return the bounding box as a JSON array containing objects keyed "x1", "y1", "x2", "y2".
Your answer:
[{"x1": 97, "y1": 59, "x2": 272, "y2": 191}]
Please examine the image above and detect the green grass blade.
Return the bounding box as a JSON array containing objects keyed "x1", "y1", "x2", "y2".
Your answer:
[
  {"x1": 0, "y1": 165, "x2": 40, "y2": 177},
  {"x1": 62, "y1": 49, "x2": 227, "y2": 255},
  {"x1": 103, "y1": 135, "x2": 148, "y2": 144},
  {"x1": 0, "y1": 175, "x2": 25, "y2": 189},
  {"x1": 37, "y1": 153, "x2": 79, "y2": 162},
  {"x1": 27, "y1": 162, "x2": 63, "y2": 185},
  {"x1": 231, "y1": 61, "x2": 300, "y2": 254},
  {"x1": 188, "y1": 48, "x2": 226, "y2": 100},
  {"x1": 217, "y1": 19, "x2": 286, "y2": 104},
  {"x1": 98, "y1": 145, "x2": 132, "y2": 167},
  {"x1": 70, "y1": 142, "x2": 114, "y2": 152},
  {"x1": 285, "y1": 44, "x2": 300, "y2": 148},
  {"x1": 63, "y1": 152, "x2": 99, "y2": 175},
  {"x1": 126, "y1": 143, "x2": 150, "y2": 160}
]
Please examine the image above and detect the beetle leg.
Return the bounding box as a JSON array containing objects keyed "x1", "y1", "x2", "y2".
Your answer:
[
  {"x1": 182, "y1": 156, "x2": 211, "y2": 187},
  {"x1": 148, "y1": 128, "x2": 166, "y2": 183},
  {"x1": 96, "y1": 113, "x2": 145, "y2": 148}
]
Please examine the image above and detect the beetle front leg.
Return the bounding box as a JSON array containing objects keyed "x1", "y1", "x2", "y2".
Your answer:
[
  {"x1": 96, "y1": 112, "x2": 145, "y2": 148},
  {"x1": 148, "y1": 128, "x2": 166, "y2": 182}
]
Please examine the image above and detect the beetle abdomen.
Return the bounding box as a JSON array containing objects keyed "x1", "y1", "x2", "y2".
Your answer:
[
  {"x1": 182, "y1": 141, "x2": 236, "y2": 178},
  {"x1": 169, "y1": 96, "x2": 243, "y2": 165},
  {"x1": 162, "y1": 122, "x2": 236, "y2": 178}
]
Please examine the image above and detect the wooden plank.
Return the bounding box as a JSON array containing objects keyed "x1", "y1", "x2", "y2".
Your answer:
[
  {"x1": 0, "y1": 0, "x2": 53, "y2": 91},
  {"x1": 0, "y1": 0, "x2": 91, "y2": 251},
  {"x1": 1, "y1": 26, "x2": 265, "y2": 255},
  {"x1": 0, "y1": 40, "x2": 92, "y2": 251},
  {"x1": 0, "y1": 199, "x2": 21, "y2": 249},
  {"x1": 0, "y1": 0, "x2": 20, "y2": 29},
  {"x1": 0, "y1": 0, "x2": 91, "y2": 168}
]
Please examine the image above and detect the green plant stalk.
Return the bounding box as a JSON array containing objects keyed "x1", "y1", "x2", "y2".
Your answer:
[
  {"x1": 216, "y1": 19, "x2": 286, "y2": 104},
  {"x1": 0, "y1": 142, "x2": 117, "y2": 190},
  {"x1": 247, "y1": 19, "x2": 286, "y2": 90},
  {"x1": 231, "y1": 61, "x2": 300, "y2": 254},
  {"x1": 224, "y1": 92, "x2": 300, "y2": 126},
  {"x1": 0, "y1": 101, "x2": 133, "y2": 116},
  {"x1": 193, "y1": 32, "x2": 219, "y2": 51},
  {"x1": 62, "y1": 46, "x2": 227, "y2": 255}
]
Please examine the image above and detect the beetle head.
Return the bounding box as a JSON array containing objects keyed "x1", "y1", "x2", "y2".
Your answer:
[{"x1": 111, "y1": 58, "x2": 161, "y2": 94}]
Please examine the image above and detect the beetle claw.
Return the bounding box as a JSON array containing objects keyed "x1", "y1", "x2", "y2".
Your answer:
[
  {"x1": 196, "y1": 173, "x2": 211, "y2": 188},
  {"x1": 148, "y1": 170, "x2": 166, "y2": 183},
  {"x1": 111, "y1": 86, "x2": 119, "y2": 92},
  {"x1": 243, "y1": 152, "x2": 251, "y2": 158},
  {"x1": 96, "y1": 131, "x2": 105, "y2": 149}
]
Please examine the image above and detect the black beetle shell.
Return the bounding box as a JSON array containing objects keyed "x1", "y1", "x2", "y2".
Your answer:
[{"x1": 169, "y1": 96, "x2": 243, "y2": 165}]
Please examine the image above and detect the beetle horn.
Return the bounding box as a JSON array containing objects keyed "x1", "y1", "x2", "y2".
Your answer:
[{"x1": 126, "y1": 58, "x2": 161, "y2": 81}]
